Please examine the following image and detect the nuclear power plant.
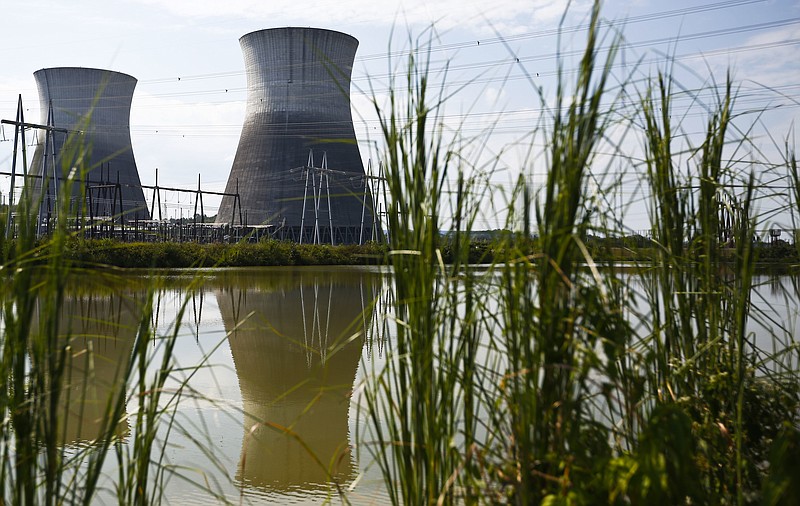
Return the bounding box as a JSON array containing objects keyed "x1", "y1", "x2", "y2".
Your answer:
[
  {"x1": 30, "y1": 67, "x2": 149, "y2": 221},
  {"x1": 4, "y1": 29, "x2": 384, "y2": 244},
  {"x1": 216, "y1": 27, "x2": 380, "y2": 244}
]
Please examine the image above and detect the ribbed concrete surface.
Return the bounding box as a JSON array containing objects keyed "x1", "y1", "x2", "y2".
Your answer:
[
  {"x1": 30, "y1": 67, "x2": 149, "y2": 219},
  {"x1": 217, "y1": 28, "x2": 376, "y2": 241}
]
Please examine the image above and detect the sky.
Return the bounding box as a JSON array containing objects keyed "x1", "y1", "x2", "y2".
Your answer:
[{"x1": 1, "y1": 0, "x2": 799, "y2": 232}]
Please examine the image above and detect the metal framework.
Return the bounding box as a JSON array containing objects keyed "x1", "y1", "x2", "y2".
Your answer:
[
  {"x1": 1, "y1": 106, "x2": 243, "y2": 242},
  {"x1": 281, "y1": 149, "x2": 386, "y2": 245}
]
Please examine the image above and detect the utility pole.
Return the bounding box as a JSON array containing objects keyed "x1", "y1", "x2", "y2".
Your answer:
[{"x1": 354, "y1": 158, "x2": 386, "y2": 245}]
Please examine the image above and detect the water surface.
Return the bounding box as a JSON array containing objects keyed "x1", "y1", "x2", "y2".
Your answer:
[{"x1": 48, "y1": 266, "x2": 798, "y2": 504}]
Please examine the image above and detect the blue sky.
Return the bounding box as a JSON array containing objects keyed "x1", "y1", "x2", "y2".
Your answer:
[{"x1": 1, "y1": 0, "x2": 798, "y2": 231}]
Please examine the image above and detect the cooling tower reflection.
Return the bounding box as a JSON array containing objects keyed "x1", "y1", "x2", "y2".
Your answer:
[
  {"x1": 32, "y1": 289, "x2": 147, "y2": 445},
  {"x1": 215, "y1": 268, "x2": 383, "y2": 494}
]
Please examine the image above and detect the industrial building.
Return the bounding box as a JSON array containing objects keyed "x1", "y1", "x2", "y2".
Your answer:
[
  {"x1": 216, "y1": 27, "x2": 380, "y2": 244},
  {"x1": 30, "y1": 67, "x2": 150, "y2": 222}
]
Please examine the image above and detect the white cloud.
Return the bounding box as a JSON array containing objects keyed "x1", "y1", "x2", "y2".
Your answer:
[
  {"x1": 131, "y1": 0, "x2": 581, "y2": 35},
  {"x1": 734, "y1": 26, "x2": 800, "y2": 84},
  {"x1": 484, "y1": 86, "x2": 507, "y2": 106}
]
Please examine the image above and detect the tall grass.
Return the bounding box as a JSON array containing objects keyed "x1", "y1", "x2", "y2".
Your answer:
[
  {"x1": 359, "y1": 1, "x2": 800, "y2": 504},
  {"x1": 358, "y1": 25, "x2": 489, "y2": 504},
  {"x1": 637, "y1": 66, "x2": 765, "y2": 502},
  {"x1": 0, "y1": 113, "x2": 91, "y2": 505}
]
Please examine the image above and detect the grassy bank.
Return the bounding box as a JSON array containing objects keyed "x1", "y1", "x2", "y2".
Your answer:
[
  {"x1": 11, "y1": 234, "x2": 799, "y2": 269},
  {"x1": 3, "y1": 237, "x2": 388, "y2": 268}
]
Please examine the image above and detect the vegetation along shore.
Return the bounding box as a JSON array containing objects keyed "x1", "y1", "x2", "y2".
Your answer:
[{"x1": 2, "y1": 233, "x2": 797, "y2": 269}]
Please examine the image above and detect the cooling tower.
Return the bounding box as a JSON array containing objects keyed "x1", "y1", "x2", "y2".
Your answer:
[
  {"x1": 31, "y1": 67, "x2": 149, "y2": 220},
  {"x1": 216, "y1": 28, "x2": 378, "y2": 244}
]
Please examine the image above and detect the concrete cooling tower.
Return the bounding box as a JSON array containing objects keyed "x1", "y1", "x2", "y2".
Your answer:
[
  {"x1": 216, "y1": 28, "x2": 378, "y2": 244},
  {"x1": 31, "y1": 67, "x2": 149, "y2": 220}
]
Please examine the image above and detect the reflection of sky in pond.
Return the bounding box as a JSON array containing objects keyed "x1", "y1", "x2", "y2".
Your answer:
[{"x1": 622, "y1": 271, "x2": 800, "y2": 374}]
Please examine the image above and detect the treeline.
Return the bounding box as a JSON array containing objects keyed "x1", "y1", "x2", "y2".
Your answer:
[{"x1": 586, "y1": 235, "x2": 800, "y2": 263}]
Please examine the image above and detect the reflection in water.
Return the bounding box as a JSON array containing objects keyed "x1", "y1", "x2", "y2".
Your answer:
[
  {"x1": 215, "y1": 269, "x2": 383, "y2": 494},
  {"x1": 33, "y1": 290, "x2": 145, "y2": 445},
  {"x1": 613, "y1": 270, "x2": 799, "y2": 375},
  {"x1": 21, "y1": 267, "x2": 796, "y2": 504}
]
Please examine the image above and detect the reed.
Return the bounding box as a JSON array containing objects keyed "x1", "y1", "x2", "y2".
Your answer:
[
  {"x1": 357, "y1": 24, "x2": 492, "y2": 504},
  {"x1": 359, "y1": 1, "x2": 800, "y2": 504}
]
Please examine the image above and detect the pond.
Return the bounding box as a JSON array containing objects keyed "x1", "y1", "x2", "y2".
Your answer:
[
  {"x1": 41, "y1": 266, "x2": 799, "y2": 504},
  {"x1": 47, "y1": 266, "x2": 391, "y2": 504}
]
